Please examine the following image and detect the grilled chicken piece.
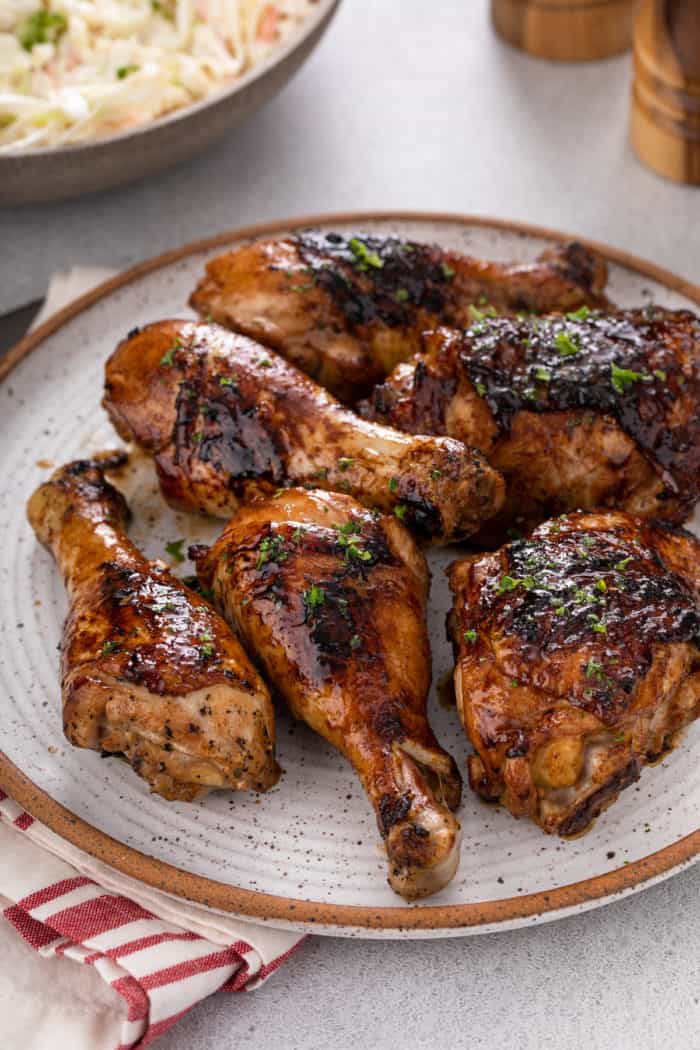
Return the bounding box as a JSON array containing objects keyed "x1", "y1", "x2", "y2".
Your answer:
[
  {"x1": 26, "y1": 455, "x2": 279, "y2": 801},
  {"x1": 189, "y1": 232, "x2": 608, "y2": 401},
  {"x1": 193, "y1": 488, "x2": 462, "y2": 900},
  {"x1": 364, "y1": 309, "x2": 700, "y2": 537},
  {"x1": 103, "y1": 320, "x2": 504, "y2": 544},
  {"x1": 448, "y1": 511, "x2": 700, "y2": 836}
]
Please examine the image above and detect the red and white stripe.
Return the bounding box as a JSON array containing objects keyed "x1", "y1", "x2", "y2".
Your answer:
[{"x1": 0, "y1": 790, "x2": 305, "y2": 1048}]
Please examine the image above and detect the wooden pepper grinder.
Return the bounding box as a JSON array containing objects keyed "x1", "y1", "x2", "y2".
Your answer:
[
  {"x1": 630, "y1": 0, "x2": 700, "y2": 184},
  {"x1": 491, "y1": 0, "x2": 639, "y2": 62}
]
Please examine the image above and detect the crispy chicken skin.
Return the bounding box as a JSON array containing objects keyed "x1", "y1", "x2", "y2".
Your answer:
[
  {"x1": 448, "y1": 511, "x2": 700, "y2": 835},
  {"x1": 193, "y1": 488, "x2": 462, "y2": 900},
  {"x1": 26, "y1": 455, "x2": 279, "y2": 801},
  {"x1": 103, "y1": 320, "x2": 505, "y2": 544},
  {"x1": 364, "y1": 309, "x2": 700, "y2": 537},
  {"x1": 189, "y1": 232, "x2": 608, "y2": 401}
]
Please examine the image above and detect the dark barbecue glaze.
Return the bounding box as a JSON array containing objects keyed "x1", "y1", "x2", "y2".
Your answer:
[
  {"x1": 26, "y1": 456, "x2": 279, "y2": 801},
  {"x1": 363, "y1": 309, "x2": 700, "y2": 535},
  {"x1": 448, "y1": 510, "x2": 700, "y2": 835},
  {"x1": 194, "y1": 488, "x2": 462, "y2": 900},
  {"x1": 103, "y1": 320, "x2": 505, "y2": 544},
  {"x1": 189, "y1": 232, "x2": 608, "y2": 401}
]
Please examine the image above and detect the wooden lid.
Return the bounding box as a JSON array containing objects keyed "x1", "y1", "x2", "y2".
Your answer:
[
  {"x1": 491, "y1": 0, "x2": 638, "y2": 62},
  {"x1": 630, "y1": 0, "x2": 700, "y2": 184}
]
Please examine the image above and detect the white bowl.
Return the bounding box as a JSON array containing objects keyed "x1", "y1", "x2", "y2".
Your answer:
[{"x1": 0, "y1": 0, "x2": 339, "y2": 206}]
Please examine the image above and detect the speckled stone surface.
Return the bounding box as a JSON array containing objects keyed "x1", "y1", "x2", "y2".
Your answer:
[
  {"x1": 3, "y1": 1, "x2": 699, "y2": 1045},
  {"x1": 157, "y1": 865, "x2": 700, "y2": 1050}
]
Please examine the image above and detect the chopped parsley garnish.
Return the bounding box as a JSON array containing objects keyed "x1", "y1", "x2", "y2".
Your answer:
[
  {"x1": 219, "y1": 374, "x2": 238, "y2": 387},
  {"x1": 441, "y1": 262, "x2": 456, "y2": 280},
  {"x1": 349, "y1": 634, "x2": 362, "y2": 651},
  {"x1": 653, "y1": 369, "x2": 667, "y2": 382},
  {"x1": 258, "y1": 358, "x2": 272, "y2": 368},
  {"x1": 554, "y1": 331, "x2": 580, "y2": 357},
  {"x1": 348, "y1": 238, "x2": 383, "y2": 270},
  {"x1": 116, "y1": 65, "x2": 139, "y2": 79},
  {"x1": 165, "y1": 538, "x2": 186, "y2": 562},
  {"x1": 18, "y1": 10, "x2": 68, "y2": 50},
  {"x1": 394, "y1": 504, "x2": 407, "y2": 521},
  {"x1": 585, "y1": 658, "x2": 604, "y2": 679},
  {"x1": 475, "y1": 381, "x2": 487, "y2": 396},
  {"x1": 534, "y1": 366, "x2": 552, "y2": 382},
  {"x1": 192, "y1": 431, "x2": 203, "y2": 444},
  {"x1": 468, "y1": 303, "x2": 496, "y2": 322},
  {"x1": 595, "y1": 579, "x2": 607, "y2": 592},
  {"x1": 199, "y1": 640, "x2": 214, "y2": 658},
  {"x1": 334, "y1": 521, "x2": 372, "y2": 562},
  {"x1": 566, "y1": 306, "x2": 591, "y2": 322},
  {"x1": 615, "y1": 556, "x2": 633, "y2": 571},
  {"x1": 464, "y1": 629, "x2": 478, "y2": 643},
  {"x1": 394, "y1": 288, "x2": 410, "y2": 303},
  {"x1": 160, "y1": 348, "x2": 176, "y2": 367},
  {"x1": 610, "y1": 362, "x2": 651, "y2": 394},
  {"x1": 591, "y1": 620, "x2": 607, "y2": 634},
  {"x1": 497, "y1": 575, "x2": 535, "y2": 594},
  {"x1": 303, "y1": 584, "x2": 326, "y2": 611},
  {"x1": 256, "y1": 534, "x2": 288, "y2": 570},
  {"x1": 101, "y1": 640, "x2": 119, "y2": 656},
  {"x1": 388, "y1": 477, "x2": 399, "y2": 493},
  {"x1": 337, "y1": 457, "x2": 354, "y2": 471},
  {"x1": 291, "y1": 527, "x2": 305, "y2": 543},
  {"x1": 615, "y1": 729, "x2": 626, "y2": 742},
  {"x1": 431, "y1": 469, "x2": 442, "y2": 480}
]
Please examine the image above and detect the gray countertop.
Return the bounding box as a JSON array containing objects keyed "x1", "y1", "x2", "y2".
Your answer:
[{"x1": 4, "y1": 2, "x2": 699, "y2": 1048}]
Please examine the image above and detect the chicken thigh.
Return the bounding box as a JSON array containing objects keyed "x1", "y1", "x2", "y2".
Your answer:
[
  {"x1": 190, "y1": 232, "x2": 608, "y2": 401},
  {"x1": 27, "y1": 455, "x2": 279, "y2": 801},
  {"x1": 449, "y1": 510, "x2": 700, "y2": 835},
  {"x1": 193, "y1": 488, "x2": 462, "y2": 900},
  {"x1": 103, "y1": 320, "x2": 504, "y2": 543},
  {"x1": 364, "y1": 308, "x2": 700, "y2": 537}
]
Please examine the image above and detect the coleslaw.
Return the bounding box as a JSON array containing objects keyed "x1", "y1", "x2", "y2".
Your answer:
[{"x1": 0, "y1": 0, "x2": 319, "y2": 152}]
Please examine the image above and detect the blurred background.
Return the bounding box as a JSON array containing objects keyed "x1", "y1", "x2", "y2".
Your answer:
[{"x1": 2, "y1": 0, "x2": 697, "y2": 320}]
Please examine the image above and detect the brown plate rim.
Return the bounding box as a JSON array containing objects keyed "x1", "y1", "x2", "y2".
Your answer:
[{"x1": 2, "y1": 210, "x2": 699, "y2": 932}]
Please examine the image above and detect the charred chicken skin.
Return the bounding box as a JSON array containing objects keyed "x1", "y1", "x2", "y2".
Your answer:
[
  {"x1": 448, "y1": 511, "x2": 700, "y2": 836},
  {"x1": 364, "y1": 308, "x2": 700, "y2": 536},
  {"x1": 27, "y1": 455, "x2": 279, "y2": 801},
  {"x1": 193, "y1": 488, "x2": 462, "y2": 900},
  {"x1": 103, "y1": 320, "x2": 504, "y2": 544},
  {"x1": 189, "y1": 232, "x2": 609, "y2": 401}
]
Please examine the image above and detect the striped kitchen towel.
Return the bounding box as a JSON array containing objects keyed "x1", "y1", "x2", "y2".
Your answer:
[{"x1": 0, "y1": 790, "x2": 304, "y2": 1049}]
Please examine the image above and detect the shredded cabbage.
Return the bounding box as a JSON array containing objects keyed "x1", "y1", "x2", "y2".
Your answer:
[{"x1": 0, "y1": 0, "x2": 318, "y2": 152}]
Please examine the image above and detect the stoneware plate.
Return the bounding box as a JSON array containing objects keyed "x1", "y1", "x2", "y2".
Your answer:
[
  {"x1": 0, "y1": 0, "x2": 339, "y2": 206},
  {"x1": 2, "y1": 213, "x2": 699, "y2": 939}
]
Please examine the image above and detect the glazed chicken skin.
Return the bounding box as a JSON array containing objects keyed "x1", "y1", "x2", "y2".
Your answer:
[
  {"x1": 189, "y1": 231, "x2": 609, "y2": 401},
  {"x1": 364, "y1": 308, "x2": 700, "y2": 537},
  {"x1": 27, "y1": 455, "x2": 279, "y2": 801},
  {"x1": 194, "y1": 488, "x2": 462, "y2": 900},
  {"x1": 449, "y1": 511, "x2": 700, "y2": 836},
  {"x1": 103, "y1": 320, "x2": 504, "y2": 544}
]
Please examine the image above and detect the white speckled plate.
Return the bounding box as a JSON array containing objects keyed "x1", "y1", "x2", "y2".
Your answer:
[{"x1": 2, "y1": 213, "x2": 699, "y2": 939}]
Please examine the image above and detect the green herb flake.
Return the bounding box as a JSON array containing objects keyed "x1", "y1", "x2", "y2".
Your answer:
[
  {"x1": 592, "y1": 621, "x2": 607, "y2": 634},
  {"x1": 585, "y1": 658, "x2": 603, "y2": 679},
  {"x1": 256, "y1": 534, "x2": 288, "y2": 571},
  {"x1": 394, "y1": 288, "x2": 410, "y2": 303},
  {"x1": 160, "y1": 348, "x2": 176, "y2": 367},
  {"x1": 192, "y1": 431, "x2": 203, "y2": 444},
  {"x1": 337, "y1": 457, "x2": 354, "y2": 471},
  {"x1": 303, "y1": 584, "x2": 326, "y2": 611},
  {"x1": 199, "y1": 642, "x2": 214, "y2": 658},
  {"x1": 554, "y1": 331, "x2": 580, "y2": 357},
  {"x1": 615, "y1": 556, "x2": 633, "y2": 572},
  {"x1": 463, "y1": 629, "x2": 478, "y2": 643},
  {"x1": 440, "y1": 262, "x2": 456, "y2": 280},
  {"x1": 431, "y1": 469, "x2": 442, "y2": 480},
  {"x1": 394, "y1": 504, "x2": 408, "y2": 521},
  {"x1": 349, "y1": 634, "x2": 362, "y2": 651},
  {"x1": 219, "y1": 374, "x2": 239, "y2": 388},
  {"x1": 534, "y1": 366, "x2": 552, "y2": 383},
  {"x1": 117, "y1": 64, "x2": 139, "y2": 79},
  {"x1": 615, "y1": 730, "x2": 626, "y2": 742},
  {"x1": 653, "y1": 369, "x2": 667, "y2": 382},
  {"x1": 388, "y1": 477, "x2": 399, "y2": 493},
  {"x1": 258, "y1": 358, "x2": 273, "y2": 368},
  {"x1": 101, "y1": 640, "x2": 119, "y2": 656},
  {"x1": 610, "y1": 362, "x2": 649, "y2": 394},
  {"x1": 165, "y1": 538, "x2": 186, "y2": 563},
  {"x1": 566, "y1": 306, "x2": 590, "y2": 322},
  {"x1": 595, "y1": 579, "x2": 607, "y2": 592},
  {"x1": 19, "y1": 10, "x2": 68, "y2": 50},
  {"x1": 348, "y1": 238, "x2": 383, "y2": 270},
  {"x1": 497, "y1": 575, "x2": 535, "y2": 594},
  {"x1": 475, "y1": 381, "x2": 487, "y2": 397}
]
